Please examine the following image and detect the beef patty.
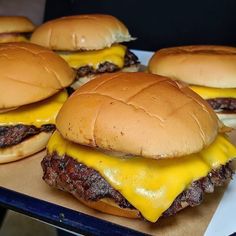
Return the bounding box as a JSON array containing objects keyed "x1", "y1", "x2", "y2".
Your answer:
[
  {"x1": 41, "y1": 152, "x2": 234, "y2": 219},
  {"x1": 0, "y1": 124, "x2": 55, "y2": 148},
  {"x1": 207, "y1": 98, "x2": 236, "y2": 112},
  {"x1": 75, "y1": 49, "x2": 139, "y2": 79}
]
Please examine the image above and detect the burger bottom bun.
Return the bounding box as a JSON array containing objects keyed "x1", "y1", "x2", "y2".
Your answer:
[
  {"x1": 0, "y1": 132, "x2": 52, "y2": 164},
  {"x1": 121, "y1": 64, "x2": 140, "y2": 72},
  {"x1": 71, "y1": 74, "x2": 96, "y2": 90},
  {"x1": 78, "y1": 197, "x2": 140, "y2": 219},
  {"x1": 217, "y1": 113, "x2": 236, "y2": 128},
  {"x1": 71, "y1": 64, "x2": 139, "y2": 90},
  {"x1": 78, "y1": 197, "x2": 191, "y2": 220}
]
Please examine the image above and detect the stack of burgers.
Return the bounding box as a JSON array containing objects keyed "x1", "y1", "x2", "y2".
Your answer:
[{"x1": 0, "y1": 13, "x2": 235, "y2": 226}]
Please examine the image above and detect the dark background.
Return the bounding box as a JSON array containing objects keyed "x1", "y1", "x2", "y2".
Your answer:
[{"x1": 44, "y1": 0, "x2": 236, "y2": 51}]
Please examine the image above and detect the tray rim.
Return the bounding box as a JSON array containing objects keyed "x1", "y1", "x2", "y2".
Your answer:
[{"x1": 0, "y1": 187, "x2": 148, "y2": 236}]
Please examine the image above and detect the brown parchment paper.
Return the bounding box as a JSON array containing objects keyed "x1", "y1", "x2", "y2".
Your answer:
[{"x1": 0, "y1": 131, "x2": 235, "y2": 236}]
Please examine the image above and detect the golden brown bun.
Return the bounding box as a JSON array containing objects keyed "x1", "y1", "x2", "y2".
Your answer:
[
  {"x1": 148, "y1": 45, "x2": 236, "y2": 88},
  {"x1": 71, "y1": 64, "x2": 140, "y2": 90},
  {"x1": 56, "y1": 72, "x2": 219, "y2": 159},
  {"x1": 0, "y1": 132, "x2": 52, "y2": 164},
  {"x1": 0, "y1": 16, "x2": 35, "y2": 33},
  {"x1": 31, "y1": 15, "x2": 133, "y2": 51},
  {"x1": 79, "y1": 198, "x2": 140, "y2": 219},
  {"x1": 0, "y1": 42, "x2": 75, "y2": 109}
]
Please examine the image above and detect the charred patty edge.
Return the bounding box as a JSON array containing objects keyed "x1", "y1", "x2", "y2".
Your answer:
[
  {"x1": 41, "y1": 152, "x2": 234, "y2": 219},
  {"x1": 207, "y1": 98, "x2": 236, "y2": 112},
  {"x1": 0, "y1": 124, "x2": 55, "y2": 148},
  {"x1": 74, "y1": 49, "x2": 139, "y2": 79}
]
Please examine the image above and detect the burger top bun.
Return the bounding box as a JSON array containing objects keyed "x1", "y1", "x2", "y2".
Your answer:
[
  {"x1": 31, "y1": 14, "x2": 133, "y2": 51},
  {"x1": 56, "y1": 72, "x2": 220, "y2": 159},
  {"x1": 148, "y1": 45, "x2": 236, "y2": 88},
  {"x1": 0, "y1": 42, "x2": 75, "y2": 109},
  {"x1": 0, "y1": 16, "x2": 35, "y2": 34}
]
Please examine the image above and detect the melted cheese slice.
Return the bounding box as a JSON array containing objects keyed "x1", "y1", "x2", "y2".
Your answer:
[
  {"x1": 48, "y1": 131, "x2": 236, "y2": 222},
  {"x1": 58, "y1": 44, "x2": 126, "y2": 69},
  {"x1": 190, "y1": 85, "x2": 236, "y2": 99},
  {"x1": 0, "y1": 91, "x2": 67, "y2": 127}
]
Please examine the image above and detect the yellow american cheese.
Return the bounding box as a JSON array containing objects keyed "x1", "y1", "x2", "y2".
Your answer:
[
  {"x1": 190, "y1": 85, "x2": 236, "y2": 99},
  {"x1": 0, "y1": 91, "x2": 67, "y2": 127},
  {"x1": 48, "y1": 131, "x2": 236, "y2": 222},
  {"x1": 58, "y1": 44, "x2": 126, "y2": 69}
]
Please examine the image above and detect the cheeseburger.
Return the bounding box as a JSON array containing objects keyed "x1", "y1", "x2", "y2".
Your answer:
[
  {"x1": 0, "y1": 16, "x2": 35, "y2": 43},
  {"x1": 148, "y1": 45, "x2": 236, "y2": 127},
  {"x1": 0, "y1": 42, "x2": 74, "y2": 163},
  {"x1": 30, "y1": 14, "x2": 139, "y2": 89},
  {"x1": 42, "y1": 72, "x2": 236, "y2": 223}
]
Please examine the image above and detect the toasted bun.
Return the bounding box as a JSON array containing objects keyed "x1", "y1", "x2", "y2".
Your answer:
[
  {"x1": 0, "y1": 132, "x2": 52, "y2": 164},
  {"x1": 79, "y1": 198, "x2": 140, "y2": 219},
  {"x1": 148, "y1": 45, "x2": 236, "y2": 88},
  {"x1": 0, "y1": 42, "x2": 75, "y2": 109},
  {"x1": 217, "y1": 113, "x2": 236, "y2": 128},
  {"x1": 71, "y1": 64, "x2": 140, "y2": 90},
  {"x1": 31, "y1": 14, "x2": 133, "y2": 51},
  {"x1": 56, "y1": 72, "x2": 219, "y2": 159},
  {"x1": 80, "y1": 197, "x2": 191, "y2": 219},
  {"x1": 0, "y1": 16, "x2": 35, "y2": 33},
  {"x1": 121, "y1": 64, "x2": 140, "y2": 72}
]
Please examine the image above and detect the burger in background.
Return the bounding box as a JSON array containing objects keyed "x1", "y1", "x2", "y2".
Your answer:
[
  {"x1": 0, "y1": 16, "x2": 35, "y2": 43},
  {"x1": 31, "y1": 14, "x2": 139, "y2": 89},
  {"x1": 0, "y1": 42, "x2": 75, "y2": 163},
  {"x1": 148, "y1": 45, "x2": 236, "y2": 127},
  {"x1": 42, "y1": 72, "x2": 236, "y2": 223}
]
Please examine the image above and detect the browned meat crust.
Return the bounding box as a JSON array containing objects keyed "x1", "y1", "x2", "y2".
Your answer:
[
  {"x1": 207, "y1": 98, "x2": 236, "y2": 112},
  {"x1": 41, "y1": 152, "x2": 234, "y2": 219},
  {"x1": 75, "y1": 49, "x2": 139, "y2": 79},
  {"x1": 0, "y1": 124, "x2": 55, "y2": 148}
]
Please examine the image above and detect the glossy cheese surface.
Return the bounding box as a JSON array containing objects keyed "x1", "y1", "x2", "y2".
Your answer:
[
  {"x1": 190, "y1": 85, "x2": 236, "y2": 99},
  {"x1": 48, "y1": 131, "x2": 236, "y2": 222},
  {"x1": 58, "y1": 44, "x2": 126, "y2": 69},
  {"x1": 0, "y1": 91, "x2": 67, "y2": 127}
]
